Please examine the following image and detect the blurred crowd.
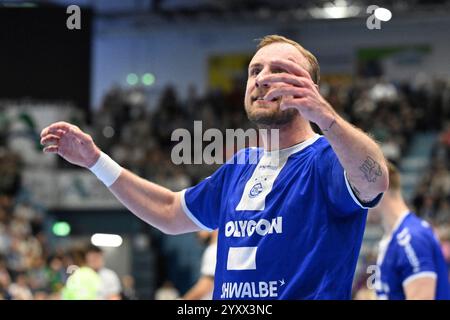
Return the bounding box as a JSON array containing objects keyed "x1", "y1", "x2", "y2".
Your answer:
[
  {"x1": 413, "y1": 125, "x2": 450, "y2": 224},
  {"x1": 0, "y1": 195, "x2": 49, "y2": 300},
  {"x1": 327, "y1": 76, "x2": 449, "y2": 165},
  {"x1": 0, "y1": 192, "x2": 138, "y2": 300},
  {"x1": 1, "y1": 74, "x2": 450, "y2": 299},
  {"x1": 0, "y1": 149, "x2": 137, "y2": 300}
]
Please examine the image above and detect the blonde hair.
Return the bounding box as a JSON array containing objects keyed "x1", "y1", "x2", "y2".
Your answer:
[
  {"x1": 387, "y1": 162, "x2": 400, "y2": 192},
  {"x1": 256, "y1": 35, "x2": 320, "y2": 85}
]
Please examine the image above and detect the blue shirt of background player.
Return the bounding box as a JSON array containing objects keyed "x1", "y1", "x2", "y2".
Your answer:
[
  {"x1": 376, "y1": 212, "x2": 450, "y2": 300},
  {"x1": 181, "y1": 134, "x2": 383, "y2": 299}
]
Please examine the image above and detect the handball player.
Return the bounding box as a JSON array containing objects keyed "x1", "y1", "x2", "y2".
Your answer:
[{"x1": 40, "y1": 35, "x2": 389, "y2": 300}]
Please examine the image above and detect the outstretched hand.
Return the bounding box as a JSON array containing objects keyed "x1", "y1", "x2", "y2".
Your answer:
[{"x1": 40, "y1": 121, "x2": 101, "y2": 168}]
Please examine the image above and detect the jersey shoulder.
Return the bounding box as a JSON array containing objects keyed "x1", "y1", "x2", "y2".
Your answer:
[
  {"x1": 299, "y1": 134, "x2": 329, "y2": 154},
  {"x1": 393, "y1": 213, "x2": 436, "y2": 248},
  {"x1": 307, "y1": 135, "x2": 338, "y2": 163},
  {"x1": 286, "y1": 135, "x2": 330, "y2": 164}
]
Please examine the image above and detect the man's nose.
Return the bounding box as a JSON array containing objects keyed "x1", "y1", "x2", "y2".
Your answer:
[
  {"x1": 255, "y1": 68, "x2": 269, "y2": 88},
  {"x1": 255, "y1": 75, "x2": 269, "y2": 89}
]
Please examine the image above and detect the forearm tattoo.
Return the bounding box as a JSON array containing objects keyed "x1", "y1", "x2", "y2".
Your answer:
[
  {"x1": 322, "y1": 118, "x2": 337, "y2": 132},
  {"x1": 359, "y1": 156, "x2": 382, "y2": 183}
]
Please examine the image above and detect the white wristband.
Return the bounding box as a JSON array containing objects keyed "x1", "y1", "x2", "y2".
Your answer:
[{"x1": 89, "y1": 152, "x2": 123, "y2": 187}]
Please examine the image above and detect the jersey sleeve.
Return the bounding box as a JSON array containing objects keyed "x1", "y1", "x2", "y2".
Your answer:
[
  {"x1": 180, "y1": 149, "x2": 250, "y2": 231},
  {"x1": 180, "y1": 166, "x2": 227, "y2": 231},
  {"x1": 395, "y1": 228, "x2": 438, "y2": 287},
  {"x1": 316, "y1": 143, "x2": 383, "y2": 216}
]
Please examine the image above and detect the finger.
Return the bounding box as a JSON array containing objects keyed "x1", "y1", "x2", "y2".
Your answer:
[
  {"x1": 52, "y1": 129, "x2": 67, "y2": 138},
  {"x1": 264, "y1": 87, "x2": 310, "y2": 101},
  {"x1": 259, "y1": 74, "x2": 314, "y2": 90},
  {"x1": 40, "y1": 134, "x2": 60, "y2": 146},
  {"x1": 43, "y1": 145, "x2": 59, "y2": 153},
  {"x1": 41, "y1": 128, "x2": 66, "y2": 139},
  {"x1": 271, "y1": 59, "x2": 313, "y2": 82},
  {"x1": 280, "y1": 97, "x2": 309, "y2": 111},
  {"x1": 43, "y1": 123, "x2": 89, "y2": 144},
  {"x1": 41, "y1": 130, "x2": 66, "y2": 141},
  {"x1": 41, "y1": 122, "x2": 72, "y2": 137}
]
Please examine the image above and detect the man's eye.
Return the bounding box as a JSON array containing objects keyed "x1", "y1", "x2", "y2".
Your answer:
[
  {"x1": 250, "y1": 69, "x2": 260, "y2": 76},
  {"x1": 272, "y1": 68, "x2": 285, "y2": 74}
]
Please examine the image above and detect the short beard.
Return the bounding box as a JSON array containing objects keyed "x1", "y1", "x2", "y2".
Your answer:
[{"x1": 246, "y1": 107, "x2": 298, "y2": 127}]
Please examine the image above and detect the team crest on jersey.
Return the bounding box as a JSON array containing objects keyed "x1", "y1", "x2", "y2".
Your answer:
[{"x1": 249, "y1": 182, "x2": 263, "y2": 198}]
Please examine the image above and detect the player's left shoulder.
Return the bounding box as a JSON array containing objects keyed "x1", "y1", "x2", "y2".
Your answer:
[
  {"x1": 406, "y1": 214, "x2": 435, "y2": 236},
  {"x1": 303, "y1": 134, "x2": 332, "y2": 162},
  {"x1": 395, "y1": 218, "x2": 435, "y2": 249},
  {"x1": 311, "y1": 134, "x2": 328, "y2": 150}
]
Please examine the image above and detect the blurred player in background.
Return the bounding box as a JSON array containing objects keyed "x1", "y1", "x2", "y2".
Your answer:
[
  {"x1": 182, "y1": 230, "x2": 217, "y2": 300},
  {"x1": 154, "y1": 281, "x2": 180, "y2": 300},
  {"x1": 40, "y1": 35, "x2": 388, "y2": 299},
  {"x1": 86, "y1": 245, "x2": 122, "y2": 300},
  {"x1": 62, "y1": 247, "x2": 101, "y2": 300},
  {"x1": 371, "y1": 162, "x2": 450, "y2": 300}
]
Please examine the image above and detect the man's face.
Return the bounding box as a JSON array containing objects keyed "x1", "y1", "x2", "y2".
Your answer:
[
  {"x1": 244, "y1": 42, "x2": 311, "y2": 126},
  {"x1": 86, "y1": 251, "x2": 104, "y2": 271}
]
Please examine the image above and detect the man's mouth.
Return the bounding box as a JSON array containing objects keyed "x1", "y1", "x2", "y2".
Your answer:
[{"x1": 251, "y1": 95, "x2": 279, "y2": 103}]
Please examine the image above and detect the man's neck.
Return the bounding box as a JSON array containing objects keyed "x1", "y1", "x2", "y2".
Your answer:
[
  {"x1": 259, "y1": 117, "x2": 316, "y2": 151},
  {"x1": 382, "y1": 198, "x2": 410, "y2": 234}
]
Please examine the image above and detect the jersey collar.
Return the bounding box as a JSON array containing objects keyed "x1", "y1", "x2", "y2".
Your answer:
[
  {"x1": 390, "y1": 210, "x2": 411, "y2": 236},
  {"x1": 263, "y1": 133, "x2": 322, "y2": 159}
]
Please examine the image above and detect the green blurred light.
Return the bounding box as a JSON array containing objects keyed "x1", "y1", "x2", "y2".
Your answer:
[
  {"x1": 126, "y1": 73, "x2": 139, "y2": 86},
  {"x1": 53, "y1": 222, "x2": 71, "y2": 237},
  {"x1": 142, "y1": 73, "x2": 155, "y2": 86}
]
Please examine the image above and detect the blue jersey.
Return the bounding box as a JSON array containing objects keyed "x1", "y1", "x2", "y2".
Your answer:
[
  {"x1": 376, "y1": 212, "x2": 450, "y2": 300},
  {"x1": 181, "y1": 134, "x2": 382, "y2": 299}
]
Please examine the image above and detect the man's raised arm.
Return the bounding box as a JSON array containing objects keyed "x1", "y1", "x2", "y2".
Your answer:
[
  {"x1": 261, "y1": 58, "x2": 389, "y2": 202},
  {"x1": 317, "y1": 115, "x2": 389, "y2": 203},
  {"x1": 40, "y1": 121, "x2": 200, "y2": 235}
]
